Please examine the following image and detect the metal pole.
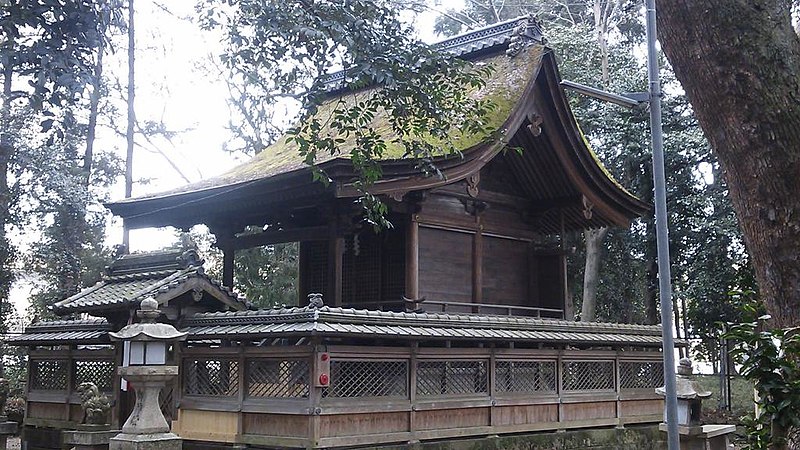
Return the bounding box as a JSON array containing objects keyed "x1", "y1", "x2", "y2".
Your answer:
[{"x1": 644, "y1": 1, "x2": 680, "y2": 449}]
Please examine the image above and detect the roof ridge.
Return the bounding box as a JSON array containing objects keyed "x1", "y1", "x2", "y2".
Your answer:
[
  {"x1": 320, "y1": 15, "x2": 544, "y2": 92},
  {"x1": 124, "y1": 265, "x2": 202, "y2": 305}
]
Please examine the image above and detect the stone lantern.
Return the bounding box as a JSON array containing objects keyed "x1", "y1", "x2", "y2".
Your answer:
[
  {"x1": 656, "y1": 358, "x2": 711, "y2": 428},
  {"x1": 657, "y1": 357, "x2": 734, "y2": 450},
  {"x1": 109, "y1": 298, "x2": 187, "y2": 450}
]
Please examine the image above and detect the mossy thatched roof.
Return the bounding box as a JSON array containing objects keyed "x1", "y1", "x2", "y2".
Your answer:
[{"x1": 146, "y1": 45, "x2": 544, "y2": 199}]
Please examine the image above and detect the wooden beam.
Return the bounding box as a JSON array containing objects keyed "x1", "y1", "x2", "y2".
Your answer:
[
  {"x1": 222, "y1": 248, "x2": 234, "y2": 288},
  {"x1": 330, "y1": 237, "x2": 344, "y2": 307},
  {"x1": 231, "y1": 225, "x2": 329, "y2": 251},
  {"x1": 472, "y1": 219, "x2": 483, "y2": 309},
  {"x1": 405, "y1": 215, "x2": 420, "y2": 300}
]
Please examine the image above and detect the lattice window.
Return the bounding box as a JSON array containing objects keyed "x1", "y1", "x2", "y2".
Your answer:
[
  {"x1": 30, "y1": 359, "x2": 68, "y2": 391},
  {"x1": 562, "y1": 360, "x2": 615, "y2": 391},
  {"x1": 74, "y1": 360, "x2": 115, "y2": 392},
  {"x1": 303, "y1": 241, "x2": 328, "y2": 299},
  {"x1": 620, "y1": 361, "x2": 664, "y2": 390},
  {"x1": 183, "y1": 358, "x2": 239, "y2": 396},
  {"x1": 417, "y1": 360, "x2": 488, "y2": 397},
  {"x1": 248, "y1": 359, "x2": 310, "y2": 398},
  {"x1": 381, "y1": 228, "x2": 405, "y2": 306},
  {"x1": 342, "y1": 233, "x2": 382, "y2": 306},
  {"x1": 496, "y1": 360, "x2": 557, "y2": 393},
  {"x1": 324, "y1": 360, "x2": 408, "y2": 398}
]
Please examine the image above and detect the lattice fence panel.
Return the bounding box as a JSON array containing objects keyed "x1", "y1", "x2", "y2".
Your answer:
[
  {"x1": 160, "y1": 383, "x2": 176, "y2": 424},
  {"x1": 183, "y1": 358, "x2": 239, "y2": 396},
  {"x1": 417, "y1": 360, "x2": 488, "y2": 397},
  {"x1": 496, "y1": 360, "x2": 557, "y2": 393},
  {"x1": 324, "y1": 360, "x2": 408, "y2": 398},
  {"x1": 248, "y1": 359, "x2": 310, "y2": 398},
  {"x1": 562, "y1": 360, "x2": 615, "y2": 391},
  {"x1": 74, "y1": 360, "x2": 115, "y2": 392},
  {"x1": 342, "y1": 233, "x2": 382, "y2": 306},
  {"x1": 619, "y1": 361, "x2": 664, "y2": 390},
  {"x1": 30, "y1": 359, "x2": 68, "y2": 391}
]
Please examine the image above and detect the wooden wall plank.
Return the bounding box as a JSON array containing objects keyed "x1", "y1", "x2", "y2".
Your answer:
[
  {"x1": 415, "y1": 407, "x2": 489, "y2": 431},
  {"x1": 620, "y1": 399, "x2": 664, "y2": 417},
  {"x1": 493, "y1": 404, "x2": 558, "y2": 426},
  {"x1": 319, "y1": 412, "x2": 409, "y2": 437},
  {"x1": 242, "y1": 413, "x2": 309, "y2": 437},
  {"x1": 173, "y1": 409, "x2": 239, "y2": 443},
  {"x1": 561, "y1": 401, "x2": 617, "y2": 421}
]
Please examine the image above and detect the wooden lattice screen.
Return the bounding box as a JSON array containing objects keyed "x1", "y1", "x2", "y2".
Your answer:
[{"x1": 342, "y1": 227, "x2": 405, "y2": 309}]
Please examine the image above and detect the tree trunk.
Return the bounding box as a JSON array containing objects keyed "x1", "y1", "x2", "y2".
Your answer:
[
  {"x1": 123, "y1": 0, "x2": 135, "y2": 250},
  {"x1": 84, "y1": 22, "x2": 104, "y2": 186},
  {"x1": 657, "y1": 0, "x2": 800, "y2": 327},
  {"x1": 0, "y1": 62, "x2": 13, "y2": 334},
  {"x1": 581, "y1": 227, "x2": 608, "y2": 321}
]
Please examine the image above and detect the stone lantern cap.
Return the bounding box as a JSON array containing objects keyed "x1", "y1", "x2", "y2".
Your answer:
[
  {"x1": 656, "y1": 358, "x2": 712, "y2": 400},
  {"x1": 109, "y1": 297, "x2": 187, "y2": 342}
]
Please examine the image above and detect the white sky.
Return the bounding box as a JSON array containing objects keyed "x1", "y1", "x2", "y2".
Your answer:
[{"x1": 10, "y1": 1, "x2": 450, "y2": 318}]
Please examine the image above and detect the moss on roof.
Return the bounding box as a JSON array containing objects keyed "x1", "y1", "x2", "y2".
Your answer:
[{"x1": 161, "y1": 45, "x2": 545, "y2": 195}]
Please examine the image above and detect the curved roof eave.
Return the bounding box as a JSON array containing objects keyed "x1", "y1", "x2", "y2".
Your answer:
[{"x1": 536, "y1": 51, "x2": 651, "y2": 226}]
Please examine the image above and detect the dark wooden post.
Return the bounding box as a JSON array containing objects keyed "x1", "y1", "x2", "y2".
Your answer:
[
  {"x1": 330, "y1": 236, "x2": 344, "y2": 307},
  {"x1": 405, "y1": 215, "x2": 420, "y2": 301},
  {"x1": 472, "y1": 225, "x2": 483, "y2": 308},
  {"x1": 213, "y1": 229, "x2": 236, "y2": 288}
]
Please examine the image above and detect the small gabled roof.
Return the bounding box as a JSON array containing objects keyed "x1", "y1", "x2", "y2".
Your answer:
[
  {"x1": 52, "y1": 249, "x2": 251, "y2": 315},
  {"x1": 7, "y1": 318, "x2": 112, "y2": 345}
]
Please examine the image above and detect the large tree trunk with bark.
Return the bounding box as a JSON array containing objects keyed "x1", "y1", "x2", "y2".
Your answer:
[
  {"x1": 581, "y1": 227, "x2": 608, "y2": 321},
  {"x1": 0, "y1": 64, "x2": 14, "y2": 334},
  {"x1": 657, "y1": 0, "x2": 800, "y2": 327}
]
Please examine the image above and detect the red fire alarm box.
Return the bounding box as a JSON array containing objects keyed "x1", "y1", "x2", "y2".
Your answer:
[{"x1": 314, "y1": 348, "x2": 331, "y2": 387}]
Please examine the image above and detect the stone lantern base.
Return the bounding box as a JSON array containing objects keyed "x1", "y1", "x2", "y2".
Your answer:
[
  {"x1": 63, "y1": 426, "x2": 120, "y2": 450},
  {"x1": 109, "y1": 432, "x2": 181, "y2": 450},
  {"x1": 659, "y1": 423, "x2": 736, "y2": 450},
  {"x1": 0, "y1": 416, "x2": 18, "y2": 450}
]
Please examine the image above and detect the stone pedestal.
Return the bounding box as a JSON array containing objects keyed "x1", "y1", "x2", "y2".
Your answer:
[
  {"x1": 109, "y1": 366, "x2": 181, "y2": 450},
  {"x1": 63, "y1": 427, "x2": 120, "y2": 450},
  {"x1": 659, "y1": 423, "x2": 736, "y2": 450},
  {"x1": 0, "y1": 417, "x2": 18, "y2": 450},
  {"x1": 109, "y1": 433, "x2": 181, "y2": 450}
]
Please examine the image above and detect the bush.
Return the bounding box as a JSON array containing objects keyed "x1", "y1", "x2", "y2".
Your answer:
[
  {"x1": 5, "y1": 396, "x2": 24, "y2": 424},
  {"x1": 725, "y1": 318, "x2": 800, "y2": 450}
]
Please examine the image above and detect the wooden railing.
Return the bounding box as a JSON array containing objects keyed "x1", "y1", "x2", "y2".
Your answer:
[
  {"x1": 25, "y1": 347, "x2": 117, "y2": 428},
  {"x1": 175, "y1": 345, "x2": 664, "y2": 448},
  {"x1": 342, "y1": 299, "x2": 565, "y2": 318}
]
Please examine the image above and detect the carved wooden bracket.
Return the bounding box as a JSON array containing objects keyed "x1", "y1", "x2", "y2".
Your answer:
[
  {"x1": 527, "y1": 113, "x2": 543, "y2": 137},
  {"x1": 387, "y1": 190, "x2": 408, "y2": 203},
  {"x1": 466, "y1": 173, "x2": 480, "y2": 198},
  {"x1": 582, "y1": 195, "x2": 594, "y2": 220},
  {"x1": 463, "y1": 200, "x2": 488, "y2": 216}
]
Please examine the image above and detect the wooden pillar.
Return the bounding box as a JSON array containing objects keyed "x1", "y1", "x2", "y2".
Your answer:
[
  {"x1": 472, "y1": 223, "x2": 483, "y2": 309},
  {"x1": 222, "y1": 249, "x2": 235, "y2": 288},
  {"x1": 559, "y1": 252, "x2": 568, "y2": 319},
  {"x1": 65, "y1": 346, "x2": 74, "y2": 421},
  {"x1": 214, "y1": 229, "x2": 236, "y2": 288},
  {"x1": 405, "y1": 215, "x2": 419, "y2": 300},
  {"x1": 329, "y1": 236, "x2": 344, "y2": 307}
]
